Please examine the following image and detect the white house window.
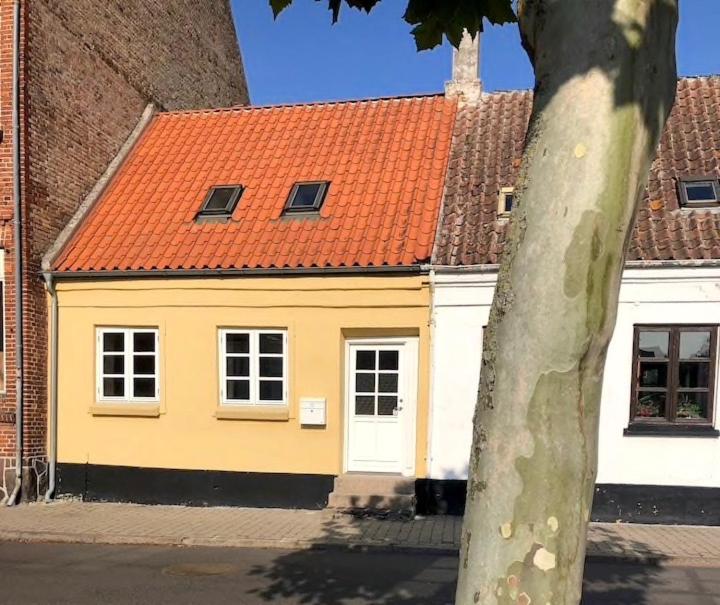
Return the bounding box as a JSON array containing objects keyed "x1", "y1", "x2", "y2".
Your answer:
[
  {"x1": 97, "y1": 328, "x2": 159, "y2": 402},
  {"x1": 220, "y1": 329, "x2": 287, "y2": 406}
]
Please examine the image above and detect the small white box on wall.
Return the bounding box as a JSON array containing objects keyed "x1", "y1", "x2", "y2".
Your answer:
[{"x1": 300, "y1": 398, "x2": 326, "y2": 426}]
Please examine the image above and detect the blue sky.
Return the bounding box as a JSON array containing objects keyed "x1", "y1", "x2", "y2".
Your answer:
[{"x1": 233, "y1": 0, "x2": 720, "y2": 106}]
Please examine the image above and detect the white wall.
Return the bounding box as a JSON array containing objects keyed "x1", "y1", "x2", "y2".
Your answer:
[{"x1": 429, "y1": 266, "x2": 720, "y2": 487}]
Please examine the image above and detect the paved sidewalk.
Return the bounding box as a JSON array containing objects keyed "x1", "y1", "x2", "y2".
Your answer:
[{"x1": 0, "y1": 500, "x2": 719, "y2": 566}]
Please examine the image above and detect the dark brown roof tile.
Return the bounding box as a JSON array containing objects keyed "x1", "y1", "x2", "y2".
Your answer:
[{"x1": 434, "y1": 77, "x2": 720, "y2": 265}]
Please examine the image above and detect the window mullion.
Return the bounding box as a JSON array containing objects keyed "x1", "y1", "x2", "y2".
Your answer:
[
  {"x1": 668, "y1": 328, "x2": 679, "y2": 422},
  {"x1": 251, "y1": 331, "x2": 258, "y2": 405},
  {"x1": 125, "y1": 328, "x2": 133, "y2": 401}
]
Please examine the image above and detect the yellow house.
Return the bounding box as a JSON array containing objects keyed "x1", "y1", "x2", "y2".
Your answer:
[{"x1": 42, "y1": 95, "x2": 458, "y2": 510}]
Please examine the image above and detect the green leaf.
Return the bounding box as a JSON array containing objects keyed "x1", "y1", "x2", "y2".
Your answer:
[
  {"x1": 404, "y1": 0, "x2": 516, "y2": 50},
  {"x1": 268, "y1": 0, "x2": 516, "y2": 49},
  {"x1": 270, "y1": 0, "x2": 293, "y2": 18}
]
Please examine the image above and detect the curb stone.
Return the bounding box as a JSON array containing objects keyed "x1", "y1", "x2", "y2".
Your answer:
[{"x1": 2, "y1": 529, "x2": 719, "y2": 567}]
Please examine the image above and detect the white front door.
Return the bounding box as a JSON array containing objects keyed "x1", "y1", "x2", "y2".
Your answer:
[{"x1": 345, "y1": 338, "x2": 417, "y2": 475}]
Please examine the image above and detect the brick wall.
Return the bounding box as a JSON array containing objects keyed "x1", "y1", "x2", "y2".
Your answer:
[{"x1": 0, "y1": 0, "x2": 248, "y2": 500}]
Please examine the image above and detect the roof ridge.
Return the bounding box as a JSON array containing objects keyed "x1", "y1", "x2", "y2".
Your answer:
[
  {"x1": 478, "y1": 75, "x2": 720, "y2": 100},
  {"x1": 159, "y1": 91, "x2": 449, "y2": 118}
]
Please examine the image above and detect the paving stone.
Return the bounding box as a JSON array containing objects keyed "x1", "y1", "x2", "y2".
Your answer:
[{"x1": 0, "y1": 501, "x2": 718, "y2": 564}]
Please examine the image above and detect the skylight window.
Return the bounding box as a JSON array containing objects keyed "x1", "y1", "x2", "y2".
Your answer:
[
  {"x1": 284, "y1": 182, "x2": 329, "y2": 214},
  {"x1": 678, "y1": 179, "x2": 720, "y2": 209},
  {"x1": 498, "y1": 187, "x2": 515, "y2": 217},
  {"x1": 198, "y1": 186, "x2": 244, "y2": 218}
]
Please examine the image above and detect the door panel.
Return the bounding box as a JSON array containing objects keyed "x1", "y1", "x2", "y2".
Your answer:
[{"x1": 346, "y1": 342, "x2": 409, "y2": 473}]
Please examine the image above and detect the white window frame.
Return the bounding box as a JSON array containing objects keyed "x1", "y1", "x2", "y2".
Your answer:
[
  {"x1": 498, "y1": 186, "x2": 515, "y2": 217},
  {"x1": 219, "y1": 329, "x2": 288, "y2": 407},
  {"x1": 96, "y1": 327, "x2": 160, "y2": 403}
]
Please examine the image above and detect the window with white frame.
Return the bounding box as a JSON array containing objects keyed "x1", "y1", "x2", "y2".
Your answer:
[
  {"x1": 97, "y1": 328, "x2": 159, "y2": 402},
  {"x1": 220, "y1": 329, "x2": 287, "y2": 406}
]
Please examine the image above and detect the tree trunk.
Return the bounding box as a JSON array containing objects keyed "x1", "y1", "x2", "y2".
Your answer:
[{"x1": 455, "y1": 1, "x2": 678, "y2": 604}]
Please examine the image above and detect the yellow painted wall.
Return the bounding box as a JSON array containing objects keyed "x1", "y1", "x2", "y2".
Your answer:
[{"x1": 55, "y1": 275, "x2": 432, "y2": 478}]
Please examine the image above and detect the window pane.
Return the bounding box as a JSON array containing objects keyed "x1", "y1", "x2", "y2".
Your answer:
[
  {"x1": 103, "y1": 377, "x2": 124, "y2": 398},
  {"x1": 378, "y1": 396, "x2": 398, "y2": 416},
  {"x1": 355, "y1": 373, "x2": 375, "y2": 393},
  {"x1": 133, "y1": 378, "x2": 155, "y2": 398},
  {"x1": 379, "y1": 351, "x2": 399, "y2": 371},
  {"x1": 103, "y1": 355, "x2": 124, "y2": 375},
  {"x1": 227, "y1": 379, "x2": 249, "y2": 400},
  {"x1": 356, "y1": 350, "x2": 376, "y2": 370},
  {"x1": 680, "y1": 331, "x2": 711, "y2": 359},
  {"x1": 133, "y1": 332, "x2": 155, "y2": 353},
  {"x1": 226, "y1": 333, "x2": 249, "y2": 354},
  {"x1": 259, "y1": 380, "x2": 283, "y2": 401},
  {"x1": 355, "y1": 395, "x2": 375, "y2": 416},
  {"x1": 679, "y1": 362, "x2": 710, "y2": 389},
  {"x1": 259, "y1": 357, "x2": 283, "y2": 378},
  {"x1": 203, "y1": 187, "x2": 236, "y2": 211},
  {"x1": 638, "y1": 362, "x2": 668, "y2": 388},
  {"x1": 103, "y1": 332, "x2": 124, "y2": 353},
  {"x1": 677, "y1": 392, "x2": 709, "y2": 420},
  {"x1": 503, "y1": 193, "x2": 514, "y2": 213},
  {"x1": 635, "y1": 393, "x2": 666, "y2": 418},
  {"x1": 638, "y1": 331, "x2": 669, "y2": 358},
  {"x1": 684, "y1": 182, "x2": 717, "y2": 202},
  {"x1": 259, "y1": 333, "x2": 283, "y2": 354},
  {"x1": 226, "y1": 356, "x2": 249, "y2": 378},
  {"x1": 133, "y1": 355, "x2": 155, "y2": 376},
  {"x1": 378, "y1": 373, "x2": 399, "y2": 393},
  {"x1": 289, "y1": 183, "x2": 322, "y2": 209}
]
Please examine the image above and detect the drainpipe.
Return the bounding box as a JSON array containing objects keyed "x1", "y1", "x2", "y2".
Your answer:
[
  {"x1": 43, "y1": 273, "x2": 57, "y2": 502},
  {"x1": 7, "y1": 0, "x2": 23, "y2": 507},
  {"x1": 423, "y1": 265, "x2": 437, "y2": 479}
]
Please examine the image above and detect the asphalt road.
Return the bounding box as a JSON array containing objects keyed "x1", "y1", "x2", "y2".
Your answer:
[{"x1": 0, "y1": 542, "x2": 719, "y2": 604}]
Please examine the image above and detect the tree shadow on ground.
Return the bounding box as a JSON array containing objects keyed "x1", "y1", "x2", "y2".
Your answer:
[
  {"x1": 581, "y1": 524, "x2": 669, "y2": 605},
  {"x1": 247, "y1": 506, "x2": 458, "y2": 604},
  {"x1": 244, "y1": 506, "x2": 701, "y2": 605}
]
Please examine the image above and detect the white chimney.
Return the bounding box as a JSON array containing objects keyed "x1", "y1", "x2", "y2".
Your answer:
[{"x1": 445, "y1": 30, "x2": 482, "y2": 103}]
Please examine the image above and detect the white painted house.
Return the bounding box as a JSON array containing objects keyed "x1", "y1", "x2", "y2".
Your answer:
[{"x1": 423, "y1": 75, "x2": 720, "y2": 524}]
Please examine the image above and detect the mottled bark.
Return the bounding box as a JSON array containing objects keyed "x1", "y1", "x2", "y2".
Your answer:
[{"x1": 455, "y1": 1, "x2": 678, "y2": 604}]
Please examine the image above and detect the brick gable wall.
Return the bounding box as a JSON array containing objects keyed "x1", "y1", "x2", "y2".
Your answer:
[{"x1": 0, "y1": 0, "x2": 248, "y2": 500}]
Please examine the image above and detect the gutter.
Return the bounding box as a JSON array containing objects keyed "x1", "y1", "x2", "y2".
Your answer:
[
  {"x1": 432, "y1": 259, "x2": 720, "y2": 275},
  {"x1": 42, "y1": 273, "x2": 58, "y2": 502},
  {"x1": 7, "y1": 0, "x2": 22, "y2": 506},
  {"x1": 46, "y1": 265, "x2": 427, "y2": 281}
]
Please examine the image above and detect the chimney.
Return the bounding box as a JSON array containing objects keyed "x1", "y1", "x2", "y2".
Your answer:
[{"x1": 445, "y1": 30, "x2": 482, "y2": 103}]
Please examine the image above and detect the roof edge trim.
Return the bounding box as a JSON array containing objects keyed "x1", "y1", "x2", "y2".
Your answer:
[
  {"x1": 42, "y1": 103, "x2": 157, "y2": 272},
  {"x1": 48, "y1": 264, "x2": 426, "y2": 281},
  {"x1": 431, "y1": 258, "x2": 720, "y2": 274}
]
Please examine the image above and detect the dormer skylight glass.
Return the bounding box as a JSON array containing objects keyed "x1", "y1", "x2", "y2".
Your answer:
[
  {"x1": 284, "y1": 182, "x2": 329, "y2": 214},
  {"x1": 198, "y1": 185, "x2": 244, "y2": 218},
  {"x1": 678, "y1": 179, "x2": 720, "y2": 209}
]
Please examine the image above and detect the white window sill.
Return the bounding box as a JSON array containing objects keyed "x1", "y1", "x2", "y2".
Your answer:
[
  {"x1": 90, "y1": 404, "x2": 161, "y2": 418},
  {"x1": 215, "y1": 405, "x2": 289, "y2": 422}
]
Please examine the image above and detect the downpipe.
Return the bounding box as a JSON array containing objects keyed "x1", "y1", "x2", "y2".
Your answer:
[
  {"x1": 43, "y1": 273, "x2": 57, "y2": 502},
  {"x1": 7, "y1": 0, "x2": 23, "y2": 507}
]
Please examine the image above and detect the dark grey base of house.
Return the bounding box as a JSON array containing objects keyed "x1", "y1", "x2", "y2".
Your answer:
[
  {"x1": 57, "y1": 463, "x2": 335, "y2": 510},
  {"x1": 415, "y1": 479, "x2": 720, "y2": 525}
]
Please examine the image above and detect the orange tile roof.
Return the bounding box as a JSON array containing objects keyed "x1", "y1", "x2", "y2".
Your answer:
[{"x1": 53, "y1": 95, "x2": 457, "y2": 273}]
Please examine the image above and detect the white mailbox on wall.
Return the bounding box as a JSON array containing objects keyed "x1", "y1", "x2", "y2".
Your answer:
[{"x1": 300, "y1": 398, "x2": 327, "y2": 426}]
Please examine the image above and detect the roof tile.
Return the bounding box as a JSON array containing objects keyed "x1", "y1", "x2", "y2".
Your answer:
[
  {"x1": 434, "y1": 77, "x2": 720, "y2": 265},
  {"x1": 55, "y1": 96, "x2": 456, "y2": 273}
]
